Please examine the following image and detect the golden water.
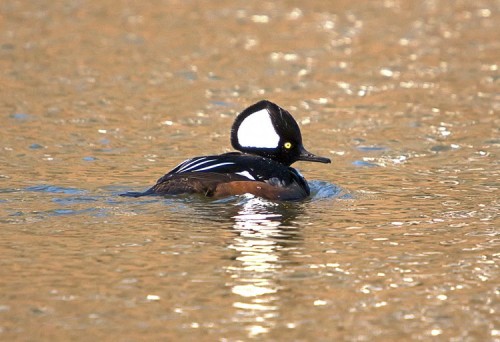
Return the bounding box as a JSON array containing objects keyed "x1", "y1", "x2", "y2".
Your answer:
[{"x1": 1, "y1": 1, "x2": 498, "y2": 340}]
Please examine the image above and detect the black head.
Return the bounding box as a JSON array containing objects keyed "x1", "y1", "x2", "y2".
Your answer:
[{"x1": 231, "y1": 100, "x2": 331, "y2": 166}]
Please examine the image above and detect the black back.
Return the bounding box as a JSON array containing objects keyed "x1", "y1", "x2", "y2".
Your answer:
[{"x1": 160, "y1": 152, "x2": 309, "y2": 194}]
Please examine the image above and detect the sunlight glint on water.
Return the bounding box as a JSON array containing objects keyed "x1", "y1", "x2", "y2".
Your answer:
[{"x1": 0, "y1": 0, "x2": 498, "y2": 340}]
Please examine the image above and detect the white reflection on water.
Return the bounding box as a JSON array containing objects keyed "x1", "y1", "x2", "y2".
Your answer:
[{"x1": 226, "y1": 196, "x2": 297, "y2": 338}]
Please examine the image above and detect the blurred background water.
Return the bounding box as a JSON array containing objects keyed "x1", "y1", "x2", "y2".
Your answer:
[{"x1": 0, "y1": 0, "x2": 498, "y2": 340}]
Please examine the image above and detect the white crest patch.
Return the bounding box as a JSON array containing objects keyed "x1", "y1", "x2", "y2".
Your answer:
[{"x1": 237, "y1": 108, "x2": 279, "y2": 148}]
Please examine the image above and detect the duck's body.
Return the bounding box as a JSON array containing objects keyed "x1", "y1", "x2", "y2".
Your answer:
[
  {"x1": 123, "y1": 152, "x2": 311, "y2": 200},
  {"x1": 121, "y1": 100, "x2": 330, "y2": 201}
]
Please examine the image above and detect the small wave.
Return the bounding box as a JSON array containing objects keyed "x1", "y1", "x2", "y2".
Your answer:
[
  {"x1": 26, "y1": 185, "x2": 87, "y2": 195},
  {"x1": 308, "y1": 180, "x2": 352, "y2": 200}
]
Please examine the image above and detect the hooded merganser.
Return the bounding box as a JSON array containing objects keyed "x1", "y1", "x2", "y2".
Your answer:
[{"x1": 121, "y1": 100, "x2": 331, "y2": 201}]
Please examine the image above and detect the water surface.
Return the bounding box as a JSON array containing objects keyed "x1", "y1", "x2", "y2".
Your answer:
[{"x1": 1, "y1": 1, "x2": 498, "y2": 340}]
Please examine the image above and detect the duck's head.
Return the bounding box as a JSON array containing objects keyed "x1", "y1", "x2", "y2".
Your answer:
[{"x1": 231, "y1": 100, "x2": 331, "y2": 166}]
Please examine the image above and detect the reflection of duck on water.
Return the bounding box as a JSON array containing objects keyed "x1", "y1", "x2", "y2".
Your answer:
[{"x1": 225, "y1": 196, "x2": 303, "y2": 338}]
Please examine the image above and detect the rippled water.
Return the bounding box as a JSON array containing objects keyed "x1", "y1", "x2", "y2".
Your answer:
[{"x1": 1, "y1": 1, "x2": 498, "y2": 340}]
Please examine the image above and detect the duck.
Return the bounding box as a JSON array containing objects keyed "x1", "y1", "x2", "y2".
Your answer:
[{"x1": 121, "y1": 100, "x2": 331, "y2": 201}]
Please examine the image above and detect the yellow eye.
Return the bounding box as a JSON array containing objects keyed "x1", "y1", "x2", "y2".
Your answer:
[{"x1": 284, "y1": 142, "x2": 292, "y2": 149}]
